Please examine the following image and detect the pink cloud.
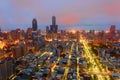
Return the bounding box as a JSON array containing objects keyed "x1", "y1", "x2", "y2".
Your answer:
[
  {"x1": 101, "y1": 1, "x2": 120, "y2": 16},
  {"x1": 0, "y1": 0, "x2": 120, "y2": 25},
  {"x1": 59, "y1": 13, "x2": 80, "y2": 24}
]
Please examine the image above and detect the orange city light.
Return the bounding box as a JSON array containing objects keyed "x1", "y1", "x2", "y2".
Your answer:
[
  {"x1": 45, "y1": 38, "x2": 52, "y2": 42},
  {"x1": 14, "y1": 40, "x2": 19, "y2": 44},
  {"x1": 68, "y1": 29, "x2": 76, "y2": 34},
  {"x1": 0, "y1": 41, "x2": 5, "y2": 49}
]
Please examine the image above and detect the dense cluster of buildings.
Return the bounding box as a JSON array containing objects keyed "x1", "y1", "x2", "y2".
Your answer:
[
  {"x1": 0, "y1": 16, "x2": 59, "y2": 80},
  {"x1": 0, "y1": 16, "x2": 120, "y2": 80}
]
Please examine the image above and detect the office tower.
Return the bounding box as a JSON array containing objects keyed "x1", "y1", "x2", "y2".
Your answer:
[
  {"x1": 10, "y1": 29, "x2": 24, "y2": 40},
  {"x1": 10, "y1": 30, "x2": 17, "y2": 40},
  {"x1": 39, "y1": 35, "x2": 45, "y2": 48},
  {"x1": 46, "y1": 26, "x2": 49, "y2": 34},
  {"x1": 16, "y1": 28, "x2": 21, "y2": 37},
  {"x1": 26, "y1": 28, "x2": 33, "y2": 39},
  {"x1": 50, "y1": 16, "x2": 58, "y2": 33},
  {"x1": 12, "y1": 42, "x2": 26, "y2": 59},
  {"x1": 32, "y1": 18, "x2": 39, "y2": 50},
  {"x1": 38, "y1": 29, "x2": 41, "y2": 35},
  {"x1": 19, "y1": 40, "x2": 27, "y2": 56},
  {"x1": 27, "y1": 28, "x2": 33, "y2": 35},
  {"x1": 89, "y1": 30, "x2": 95, "y2": 35},
  {"x1": 0, "y1": 57, "x2": 14, "y2": 80},
  {"x1": 52, "y1": 16, "x2": 56, "y2": 25},
  {"x1": 109, "y1": 25, "x2": 116, "y2": 40},
  {"x1": 0, "y1": 60, "x2": 7, "y2": 80},
  {"x1": 110, "y1": 25, "x2": 116, "y2": 34},
  {"x1": 12, "y1": 45, "x2": 22, "y2": 59},
  {"x1": 32, "y1": 18, "x2": 38, "y2": 31},
  {"x1": 5, "y1": 57, "x2": 14, "y2": 79},
  {"x1": 76, "y1": 31, "x2": 80, "y2": 42}
]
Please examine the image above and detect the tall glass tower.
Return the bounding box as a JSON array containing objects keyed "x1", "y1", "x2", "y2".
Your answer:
[
  {"x1": 50, "y1": 16, "x2": 58, "y2": 33},
  {"x1": 32, "y1": 18, "x2": 38, "y2": 31}
]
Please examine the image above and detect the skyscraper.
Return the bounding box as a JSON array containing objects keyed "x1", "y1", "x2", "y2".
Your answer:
[
  {"x1": 52, "y1": 16, "x2": 56, "y2": 25},
  {"x1": 0, "y1": 57, "x2": 14, "y2": 80},
  {"x1": 109, "y1": 25, "x2": 116, "y2": 38},
  {"x1": 32, "y1": 18, "x2": 38, "y2": 31},
  {"x1": 110, "y1": 25, "x2": 116, "y2": 34},
  {"x1": 0, "y1": 60, "x2": 7, "y2": 80},
  {"x1": 50, "y1": 16, "x2": 58, "y2": 33},
  {"x1": 46, "y1": 26, "x2": 49, "y2": 34},
  {"x1": 12, "y1": 42, "x2": 26, "y2": 59}
]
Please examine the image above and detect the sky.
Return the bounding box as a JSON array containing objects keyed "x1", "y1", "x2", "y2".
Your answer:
[{"x1": 0, "y1": 0, "x2": 120, "y2": 30}]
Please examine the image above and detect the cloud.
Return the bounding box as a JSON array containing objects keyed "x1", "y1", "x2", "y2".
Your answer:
[
  {"x1": 59, "y1": 13, "x2": 80, "y2": 24},
  {"x1": 103, "y1": 1, "x2": 120, "y2": 16},
  {"x1": 0, "y1": 0, "x2": 120, "y2": 30}
]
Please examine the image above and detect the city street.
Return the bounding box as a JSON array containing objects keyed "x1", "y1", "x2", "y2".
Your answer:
[{"x1": 80, "y1": 36, "x2": 112, "y2": 80}]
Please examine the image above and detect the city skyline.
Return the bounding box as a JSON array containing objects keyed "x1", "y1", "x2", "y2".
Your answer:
[
  {"x1": 0, "y1": 1, "x2": 120, "y2": 80},
  {"x1": 0, "y1": 0, "x2": 120, "y2": 30}
]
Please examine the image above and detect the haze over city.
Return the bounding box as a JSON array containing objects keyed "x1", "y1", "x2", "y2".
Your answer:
[{"x1": 0, "y1": 0, "x2": 120, "y2": 30}]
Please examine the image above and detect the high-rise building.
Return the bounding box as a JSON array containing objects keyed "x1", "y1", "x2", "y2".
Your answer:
[
  {"x1": 50, "y1": 16, "x2": 58, "y2": 33},
  {"x1": 109, "y1": 25, "x2": 116, "y2": 40},
  {"x1": 110, "y1": 25, "x2": 116, "y2": 34},
  {"x1": 46, "y1": 26, "x2": 49, "y2": 34},
  {"x1": 12, "y1": 41, "x2": 26, "y2": 59},
  {"x1": 26, "y1": 28, "x2": 33, "y2": 39},
  {"x1": 19, "y1": 40, "x2": 27, "y2": 56},
  {"x1": 12, "y1": 45, "x2": 22, "y2": 59},
  {"x1": 27, "y1": 28, "x2": 33, "y2": 35},
  {"x1": 32, "y1": 18, "x2": 38, "y2": 31},
  {"x1": 0, "y1": 60, "x2": 7, "y2": 80},
  {"x1": 5, "y1": 57, "x2": 14, "y2": 79},
  {"x1": 76, "y1": 31, "x2": 80, "y2": 42},
  {"x1": 10, "y1": 29, "x2": 25, "y2": 40},
  {"x1": 52, "y1": 16, "x2": 56, "y2": 25},
  {"x1": 0, "y1": 57, "x2": 14, "y2": 80}
]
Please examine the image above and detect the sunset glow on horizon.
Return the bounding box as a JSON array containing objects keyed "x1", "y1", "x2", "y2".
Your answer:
[{"x1": 0, "y1": 0, "x2": 120, "y2": 30}]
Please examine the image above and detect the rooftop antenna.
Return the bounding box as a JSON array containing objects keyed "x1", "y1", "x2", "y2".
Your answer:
[{"x1": 52, "y1": 8, "x2": 56, "y2": 17}]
